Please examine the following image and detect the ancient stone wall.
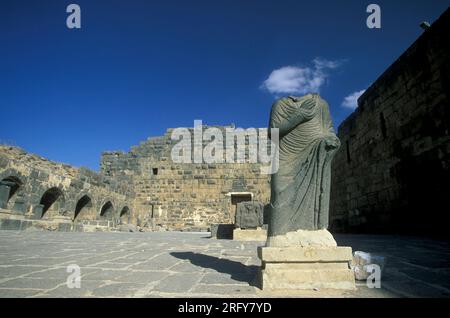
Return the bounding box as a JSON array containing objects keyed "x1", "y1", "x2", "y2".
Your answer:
[
  {"x1": 101, "y1": 125, "x2": 271, "y2": 231},
  {"x1": 0, "y1": 145, "x2": 134, "y2": 231},
  {"x1": 329, "y1": 8, "x2": 450, "y2": 235}
]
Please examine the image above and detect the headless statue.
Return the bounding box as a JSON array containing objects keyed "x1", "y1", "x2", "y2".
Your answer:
[{"x1": 266, "y1": 94, "x2": 340, "y2": 246}]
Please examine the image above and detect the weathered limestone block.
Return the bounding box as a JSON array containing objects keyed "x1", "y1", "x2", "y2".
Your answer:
[
  {"x1": 266, "y1": 229, "x2": 337, "y2": 248},
  {"x1": 258, "y1": 246, "x2": 355, "y2": 290},
  {"x1": 261, "y1": 267, "x2": 355, "y2": 290},
  {"x1": 258, "y1": 246, "x2": 353, "y2": 262},
  {"x1": 233, "y1": 228, "x2": 267, "y2": 241},
  {"x1": 235, "y1": 201, "x2": 264, "y2": 229}
]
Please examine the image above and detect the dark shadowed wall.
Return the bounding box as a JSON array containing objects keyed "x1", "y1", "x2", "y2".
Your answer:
[{"x1": 330, "y1": 8, "x2": 450, "y2": 236}]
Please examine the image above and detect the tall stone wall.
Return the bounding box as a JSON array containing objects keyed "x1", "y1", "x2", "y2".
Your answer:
[
  {"x1": 101, "y1": 125, "x2": 271, "y2": 231},
  {"x1": 0, "y1": 145, "x2": 133, "y2": 231},
  {"x1": 329, "y1": 8, "x2": 450, "y2": 235}
]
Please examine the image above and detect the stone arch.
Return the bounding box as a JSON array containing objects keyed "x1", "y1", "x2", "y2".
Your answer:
[
  {"x1": 74, "y1": 194, "x2": 94, "y2": 221},
  {"x1": 119, "y1": 205, "x2": 131, "y2": 224},
  {"x1": 39, "y1": 187, "x2": 65, "y2": 219},
  {"x1": 0, "y1": 176, "x2": 23, "y2": 209},
  {"x1": 0, "y1": 169, "x2": 27, "y2": 211},
  {"x1": 99, "y1": 200, "x2": 114, "y2": 220},
  {"x1": 69, "y1": 191, "x2": 97, "y2": 211},
  {"x1": 0, "y1": 169, "x2": 27, "y2": 184}
]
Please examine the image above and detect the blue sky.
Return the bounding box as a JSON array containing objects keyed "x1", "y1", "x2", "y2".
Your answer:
[{"x1": 1, "y1": 0, "x2": 448, "y2": 170}]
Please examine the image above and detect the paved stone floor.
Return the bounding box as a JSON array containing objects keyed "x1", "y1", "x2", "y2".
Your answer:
[{"x1": 0, "y1": 230, "x2": 448, "y2": 298}]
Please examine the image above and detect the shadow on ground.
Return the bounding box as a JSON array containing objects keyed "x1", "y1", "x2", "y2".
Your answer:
[{"x1": 170, "y1": 252, "x2": 260, "y2": 287}]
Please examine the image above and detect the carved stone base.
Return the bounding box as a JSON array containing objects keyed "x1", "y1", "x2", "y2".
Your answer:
[
  {"x1": 233, "y1": 228, "x2": 267, "y2": 241},
  {"x1": 266, "y1": 229, "x2": 337, "y2": 247},
  {"x1": 258, "y1": 246, "x2": 356, "y2": 290}
]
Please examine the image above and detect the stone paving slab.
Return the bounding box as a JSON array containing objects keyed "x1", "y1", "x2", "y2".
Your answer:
[
  {"x1": 0, "y1": 289, "x2": 43, "y2": 298},
  {"x1": 0, "y1": 266, "x2": 48, "y2": 278},
  {"x1": 152, "y1": 273, "x2": 203, "y2": 293},
  {"x1": 0, "y1": 231, "x2": 448, "y2": 297}
]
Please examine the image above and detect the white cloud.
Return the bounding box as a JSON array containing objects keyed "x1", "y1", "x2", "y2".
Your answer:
[
  {"x1": 313, "y1": 57, "x2": 341, "y2": 70},
  {"x1": 342, "y1": 90, "x2": 366, "y2": 109},
  {"x1": 260, "y1": 58, "x2": 343, "y2": 95}
]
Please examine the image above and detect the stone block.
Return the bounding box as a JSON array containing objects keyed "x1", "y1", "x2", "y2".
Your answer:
[
  {"x1": 258, "y1": 246, "x2": 355, "y2": 290},
  {"x1": 264, "y1": 262, "x2": 349, "y2": 270},
  {"x1": 258, "y1": 246, "x2": 353, "y2": 263},
  {"x1": 233, "y1": 228, "x2": 267, "y2": 241},
  {"x1": 58, "y1": 223, "x2": 73, "y2": 232},
  {"x1": 235, "y1": 201, "x2": 264, "y2": 229},
  {"x1": 210, "y1": 223, "x2": 233, "y2": 239},
  {"x1": 260, "y1": 267, "x2": 355, "y2": 290},
  {"x1": 20, "y1": 220, "x2": 32, "y2": 230},
  {"x1": 266, "y1": 229, "x2": 337, "y2": 248},
  {"x1": 0, "y1": 219, "x2": 27, "y2": 231},
  {"x1": 12, "y1": 198, "x2": 26, "y2": 215},
  {"x1": 118, "y1": 224, "x2": 139, "y2": 232},
  {"x1": 31, "y1": 204, "x2": 44, "y2": 220},
  {"x1": 0, "y1": 219, "x2": 19, "y2": 230}
]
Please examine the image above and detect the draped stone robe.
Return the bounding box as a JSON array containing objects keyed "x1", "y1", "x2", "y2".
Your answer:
[{"x1": 267, "y1": 94, "x2": 340, "y2": 237}]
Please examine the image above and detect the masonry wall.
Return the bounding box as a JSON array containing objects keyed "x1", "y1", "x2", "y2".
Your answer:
[
  {"x1": 329, "y1": 8, "x2": 450, "y2": 235},
  {"x1": 101, "y1": 125, "x2": 271, "y2": 231},
  {"x1": 0, "y1": 146, "x2": 134, "y2": 231}
]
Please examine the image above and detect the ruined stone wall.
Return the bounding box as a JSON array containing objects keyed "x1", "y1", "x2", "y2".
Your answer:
[
  {"x1": 101, "y1": 125, "x2": 271, "y2": 231},
  {"x1": 329, "y1": 8, "x2": 450, "y2": 235},
  {"x1": 0, "y1": 145, "x2": 134, "y2": 231}
]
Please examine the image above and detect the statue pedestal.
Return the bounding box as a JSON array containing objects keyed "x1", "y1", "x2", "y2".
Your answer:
[
  {"x1": 258, "y1": 246, "x2": 356, "y2": 290},
  {"x1": 233, "y1": 227, "x2": 267, "y2": 241}
]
